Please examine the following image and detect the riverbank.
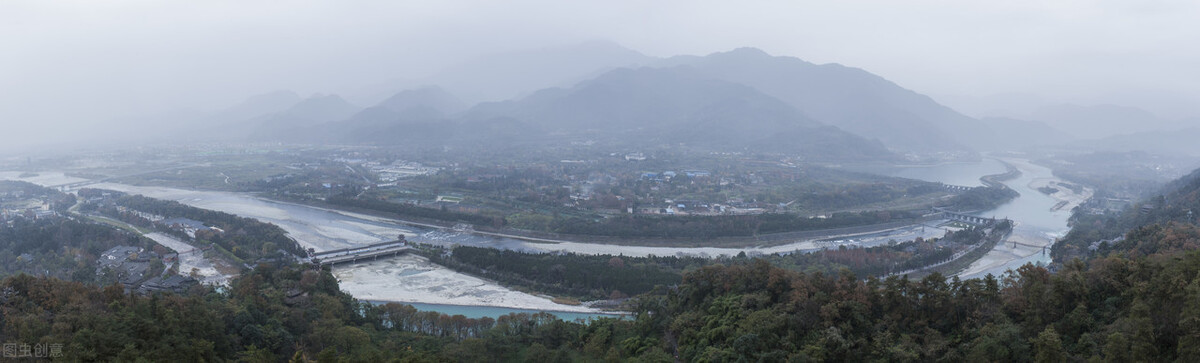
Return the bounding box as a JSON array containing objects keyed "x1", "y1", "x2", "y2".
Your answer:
[
  {"x1": 0, "y1": 168, "x2": 1013, "y2": 312},
  {"x1": 957, "y1": 228, "x2": 1051, "y2": 277},
  {"x1": 274, "y1": 193, "x2": 943, "y2": 249},
  {"x1": 957, "y1": 158, "x2": 1093, "y2": 278},
  {"x1": 895, "y1": 221, "x2": 1012, "y2": 279},
  {"x1": 228, "y1": 191, "x2": 953, "y2": 258},
  {"x1": 980, "y1": 160, "x2": 1022, "y2": 187},
  {"x1": 332, "y1": 254, "x2": 603, "y2": 314}
]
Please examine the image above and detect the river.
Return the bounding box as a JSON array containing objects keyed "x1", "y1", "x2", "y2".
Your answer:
[
  {"x1": 957, "y1": 158, "x2": 1087, "y2": 279},
  {"x1": 65, "y1": 181, "x2": 944, "y2": 318},
  {"x1": 850, "y1": 159, "x2": 1009, "y2": 187},
  {"x1": 2, "y1": 160, "x2": 1081, "y2": 316},
  {"x1": 859, "y1": 158, "x2": 1088, "y2": 279}
]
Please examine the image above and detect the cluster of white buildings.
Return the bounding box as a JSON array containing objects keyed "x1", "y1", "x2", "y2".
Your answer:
[{"x1": 363, "y1": 160, "x2": 441, "y2": 184}]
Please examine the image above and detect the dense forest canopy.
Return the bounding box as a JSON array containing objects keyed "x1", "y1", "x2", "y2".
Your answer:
[
  {"x1": 5, "y1": 229, "x2": 1200, "y2": 361},
  {"x1": 0, "y1": 216, "x2": 155, "y2": 283}
]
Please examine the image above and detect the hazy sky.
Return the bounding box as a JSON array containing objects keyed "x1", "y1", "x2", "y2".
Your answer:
[{"x1": 3, "y1": 0, "x2": 1199, "y2": 150}]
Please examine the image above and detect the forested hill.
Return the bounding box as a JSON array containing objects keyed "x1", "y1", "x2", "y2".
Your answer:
[
  {"x1": 627, "y1": 161, "x2": 1200, "y2": 361},
  {"x1": 645, "y1": 252, "x2": 1200, "y2": 361},
  {"x1": 8, "y1": 246, "x2": 1200, "y2": 361},
  {"x1": 1056, "y1": 165, "x2": 1200, "y2": 261}
]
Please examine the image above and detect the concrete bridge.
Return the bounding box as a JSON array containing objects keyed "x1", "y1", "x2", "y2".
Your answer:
[
  {"x1": 310, "y1": 240, "x2": 413, "y2": 267},
  {"x1": 932, "y1": 207, "x2": 996, "y2": 226}
]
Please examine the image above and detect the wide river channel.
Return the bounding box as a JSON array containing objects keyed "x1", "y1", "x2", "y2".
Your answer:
[
  {"x1": 852, "y1": 158, "x2": 1078, "y2": 278},
  {"x1": 2, "y1": 159, "x2": 1075, "y2": 318}
]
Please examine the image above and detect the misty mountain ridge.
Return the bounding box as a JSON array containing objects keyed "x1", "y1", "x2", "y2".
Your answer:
[
  {"x1": 937, "y1": 92, "x2": 1199, "y2": 142},
  {"x1": 352, "y1": 40, "x2": 656, "y2": 106},
  {"x1": 978, "y1": 117, "x2": 1074, "y2": 149},
  {"x1": 375, "y1": 86, "x2": 465, "y2": 116},
  {"x1": 71, "y1": 90, "x2": 305, "y2": 146},
  {"x1": 235, "y1": 47, "x2": 989, "y2": 159},
  {"x1": 462, "y1": 66, "x2": 825, "y2": 131},
  {"x1": 1071, "y1": 124, "x2": 1200, "y2": 157},
  {"x1": 279, "y1": 65, "x2": 892, "y2": 160},
  {"x1": 279, "y1": 94, "x2": 360, "y2": 122},
  {"x1": 208, "y1": 90, "x2": 304, "y2": 122},
  {"x1": 653, "y1": 47, "x2": 992, "y2": 151},
  {"x1": 308, "y1": 86, "x2": 467, "y2": 141},
  {"x1": 462, "y1": 65, "x2": 891, "y2": 160},
  {"x1": 1028, "y1": 103, "x2": 1179, "y2": 140},
  {"x1": 157, "y1": 44, "x2": 1088, "y2": 159},
  {"x1": 246, "y1": 94, "x2": 361, "y2": 140}
]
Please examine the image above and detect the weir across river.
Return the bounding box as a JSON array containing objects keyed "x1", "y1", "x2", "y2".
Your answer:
[
  {"x1": 310, "y1": 240, "x2": 413, "y2": 267},
  {"x1": 931, "y1": 207, "x2": 997, "y2": 226}
]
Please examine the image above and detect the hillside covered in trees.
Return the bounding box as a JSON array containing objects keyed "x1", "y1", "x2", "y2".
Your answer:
[
  {"x1": 426, "y1": 246, "x2": 706, "y2": 300},
  {"x1": 6, "y1": 224, "x2": 1200, "y2": 361},
  {"x1": 0, "y1": 181, "x2": 157, "y2": 282},
  {"x1": 1055, "y1": 166, "x2": 1200, "y2": 262},
  {"x1": 0, "y1": 216, "x2": 156, "y2": 283}
]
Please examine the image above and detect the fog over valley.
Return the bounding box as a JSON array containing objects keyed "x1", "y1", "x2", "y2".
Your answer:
[{"x1": 4, "y1": 1, "x2": 1200, "y2": 361}]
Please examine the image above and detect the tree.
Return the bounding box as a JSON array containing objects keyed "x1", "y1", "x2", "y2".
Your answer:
[
  {"x1": 1101, "y1": 332, "x2": 1131, "y2": 362},
  {"x1": 1032, "y1": 326, "x2": 1065, "y2": 363}
]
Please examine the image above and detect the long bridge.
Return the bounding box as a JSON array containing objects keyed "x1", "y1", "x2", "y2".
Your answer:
[
  {"x1": 310, "y1": 240, "x2": 413, "y2": 267},
  {"x1": 932, "y1": 207, "x2": 997, "y2": 226}
]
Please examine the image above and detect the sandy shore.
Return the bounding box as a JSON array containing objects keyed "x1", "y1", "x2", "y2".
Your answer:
[
  {"x1": 332, "y1": 254, "x2": 600, "y2": 313},
  {"x1": 0, "y1": 171, "x2": 89, "y2": 187},
  {"x1": 958, "y1": 159, "x2": 1093, "y2": 278},
  {"x1": 957, "y1": 228, "x2": 1054, "y2": 277}
]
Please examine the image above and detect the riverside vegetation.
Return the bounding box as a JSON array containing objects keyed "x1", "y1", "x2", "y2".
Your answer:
[{"x1": 416, "y1": 221, "x2": 1009, "y2": 302}]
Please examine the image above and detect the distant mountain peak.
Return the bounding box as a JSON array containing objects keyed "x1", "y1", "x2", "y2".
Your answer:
[
  {"x1": 451, "y1": 65, "x2": 892, "y2": 160},
  {"x1": 285, "y1": 94, "x2": 356, "y2": 114},
  {"x1": 244, "y1": 90, "x2": 302, "y2": 104},
  {"x1": 427, "y1": 41, "x2": 655, "y2": 103},
  {"x1": 714, "y1": 47, "x2": 772, "y2": 58},
  {"x1": 204, "y1": 90, "x2": 303, "y2": 123},
  {"x1": 651, "y1": 47, "x2": 985, "y2": 152},
  {"x1": 376, "y1": 86, "x2": 465, "y2": 115}
]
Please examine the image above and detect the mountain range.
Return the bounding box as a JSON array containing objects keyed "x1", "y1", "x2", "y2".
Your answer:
[
  {"x1": 138, "y1": 42, "x2": 1098, "y2": 160},
  {"x1": 655, "y1": 48, "x2": 992, "y2": 151}
]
